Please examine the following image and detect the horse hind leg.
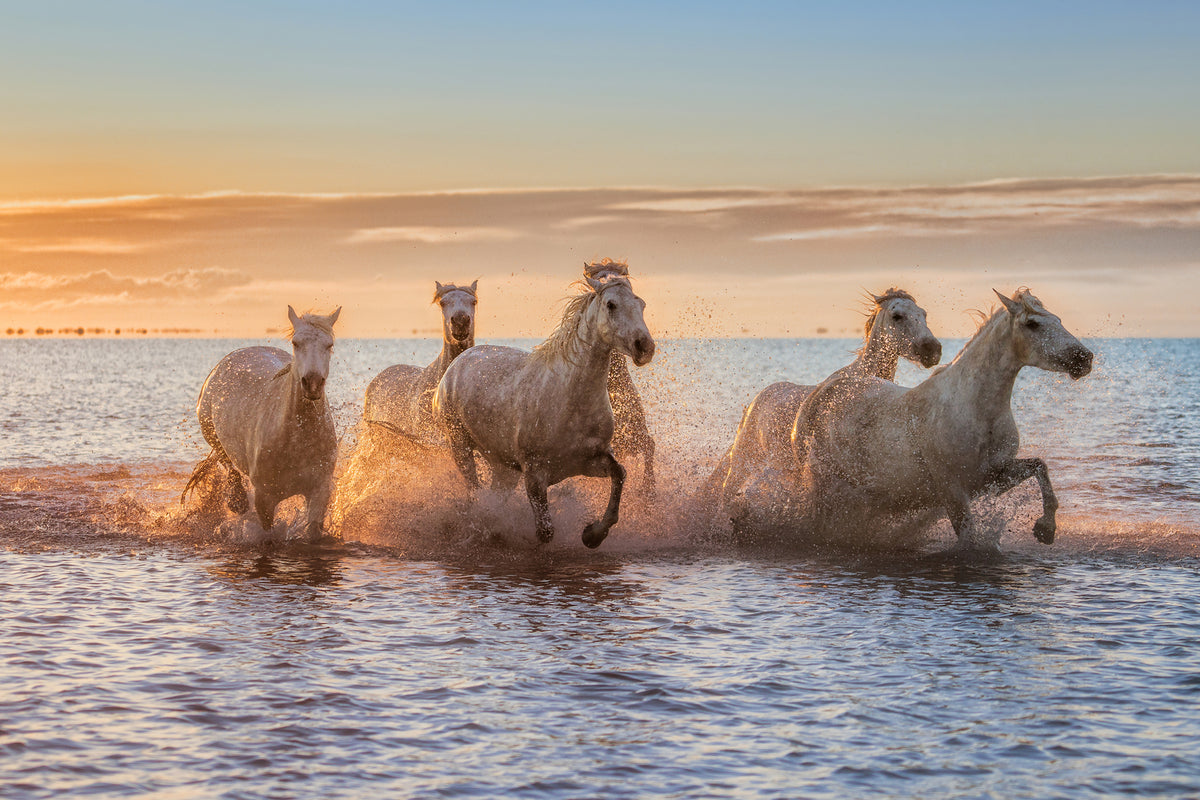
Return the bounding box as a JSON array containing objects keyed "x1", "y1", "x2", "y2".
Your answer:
[
  {"x1": 226, "y1": 468, "x2": 249, "y2": 514},
  {"x1": 582, "y1": 452, "x2": 626, "y2": 549}
]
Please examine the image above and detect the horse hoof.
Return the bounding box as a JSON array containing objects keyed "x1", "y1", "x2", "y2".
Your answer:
[
  {"x1": 1033, "y1": 518, "x2": 1056, "y2": 545},
  {"x1": 581, "y1": 523, "x2": 609, "y2": 549}
]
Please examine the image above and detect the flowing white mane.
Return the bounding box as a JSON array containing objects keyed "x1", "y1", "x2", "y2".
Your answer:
[{"x1": 533, "y1": 277, "x2": 631, "y2": 365}]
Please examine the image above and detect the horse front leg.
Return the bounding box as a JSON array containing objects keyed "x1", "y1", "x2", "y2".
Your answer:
[
  {"x1": 989, "y1": 458, "x2": 1059, "y2": 545},
  {"x1": 943, "y1": 487, "x2": 994, "y2": 553},
  {"x1": 304, "y1": 478, "x2": 333, "y2": 544},
  {"x1": 582, "y1": 452, "x2": 626, "y2": 549},
  {"x1": 523, "y1": 471, "x2": 555, "y2": 544},
  {"x1": 253, "y1": 489, "x2": 277, "y2": 534}
]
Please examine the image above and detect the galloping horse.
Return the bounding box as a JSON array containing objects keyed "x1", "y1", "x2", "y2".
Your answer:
[
  {"x1": 183, "y1": 306, "x2": 341, "y2": 542},
  {"x1": 795, "y1": 289, "x2": 1093, "y2": 550},
  {"x1": 434, "y1": 274, "x2": 655, "y2": 548},
  {"x1": 584, "y1": 259, "x2": 656, "y2": 497},
  {"x1": 363, "y1": 281, "x2": 477, "y2": 446},
  {"x1": 704, "y1": 289, "x2": 941, "y2": 511}
]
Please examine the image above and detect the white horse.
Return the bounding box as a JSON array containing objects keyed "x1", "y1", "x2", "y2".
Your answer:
[
  {"x1": 584, "y1": 260, "x2": 656, "y2": 497},
  {"x1": 363, "y1": 280, "x2": 477, "y2": 446},
  {"x1": 433, "y1": 274, "x2": 655, "y2": 548},
  {"x1": 796, "y1": 289, "x2": 1093, "y2": 550},
  {"x1": 703, "y1": 289, "x2": 941, "y2": 510},
  {"x1": 183, "y1": 306, "x2": 341, "y2": 542}
]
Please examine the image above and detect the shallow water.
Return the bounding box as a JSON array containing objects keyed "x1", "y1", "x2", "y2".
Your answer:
[{"x1": 2, "y1": 337, "x2": 1199, "y2": 798}]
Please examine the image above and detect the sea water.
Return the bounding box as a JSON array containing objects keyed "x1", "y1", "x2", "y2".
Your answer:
[{"x1": 1, "y1": 337, "x2": 1198, "y2": 798}]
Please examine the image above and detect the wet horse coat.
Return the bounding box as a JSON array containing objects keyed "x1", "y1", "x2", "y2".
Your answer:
[
  {"x1": 796, "y1": 289, "x2": 1093, "y2": 550},
  {"x1": 434, "y1": 275, "x2": 655, "y2": 548},
  {"x1": 363, "y1": 281, "x2": 477, "y2": 446},
  {"x1": 184, "y1": 306, "x2": 341, "y2": 542}
]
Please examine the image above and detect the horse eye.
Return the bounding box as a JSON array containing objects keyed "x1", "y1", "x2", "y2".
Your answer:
[
  {"x1": 892, "y1": 313, "x2": 904, "y2": 321},
  {"x1": 606, "y1": 300, "x2": 617, "y2": 312},
  {"x1": 1025, "y1": 319, "x2": 1041, "y2": 330}
]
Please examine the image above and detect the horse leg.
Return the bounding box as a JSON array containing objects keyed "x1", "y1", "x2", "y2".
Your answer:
[
  {"x1": 253, "y1": 490, "x2": 276, "y2": 534},
  {"x1": 226, "y1": 467, "x2": 248, "y2": 514},
  {"x1": 988, "y1": 458, "x2": 1059, "y2": 544},
  {"x1": 523, "y1": 472, "x2": 555, "y2": 543},
  {"x1": 304, "y1": 479, "x2": 333, "y2": 544},
  {"x1": 444, "y1": 419, "x2": 481, "y2": 494},
  {"x1": 944, "y1": 489, "x2": 997, "y2": 553},
  {"x1": 582, "y1": 452, "x2": 626, "y2": 549}
]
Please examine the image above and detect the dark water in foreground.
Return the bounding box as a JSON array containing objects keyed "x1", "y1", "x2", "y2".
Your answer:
[{"x1": 2, "y1": 338, "x2": 1199, "y2": 798}]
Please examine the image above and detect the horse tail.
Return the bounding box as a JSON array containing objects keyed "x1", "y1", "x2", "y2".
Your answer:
[{"x1": 180, "y1": 448, "x2": 223, "y2": 504}]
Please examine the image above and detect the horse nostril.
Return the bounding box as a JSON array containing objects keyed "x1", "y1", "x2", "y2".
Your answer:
[
  {"x1": 1068, "y1": 347, "x2": 1094, "y2": 379},
  {"x1": 634, "y1": 337, "x2": 655, "y2": 364},
  {"x1": 302, "y1": 375, "x2": 325, "y2": 396}
]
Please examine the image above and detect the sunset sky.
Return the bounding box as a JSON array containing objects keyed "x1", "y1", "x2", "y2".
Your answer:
[{"x1": 3, "y1": 1, "x2": 1199, "y2": 336}]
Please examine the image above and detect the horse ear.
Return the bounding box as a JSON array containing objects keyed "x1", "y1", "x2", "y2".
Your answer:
[
  {"x1": 585, "y1": 276, "x2": 603, "y2": 292},
  {"x1": 470, "y1": 279, "x2": 478, "y2": 293},
  {"x1": 435, "y1": 281, "x2": 444, "y2": 294},
  {"x1": 288, "y1": 305, "x2": 301, "y2": 327},
  {"x1": 993, "y1": 289, "x2": 1021, "y2": 316},
  {"x1": 327, "y1": 306, "x2": 341, "y2": 327},
  {"x1": 871, "y1": 292, "x2": 886, "y2": 306}
]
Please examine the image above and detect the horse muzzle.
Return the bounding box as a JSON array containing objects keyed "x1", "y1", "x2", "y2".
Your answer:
[
  {"x1": 918, "y1": 339, "x2": 943, "y2": 368},
  {"x1": 301, "y1": 374, "x2": 326, "y2": 400},
  {"x1": 631, "y1": 336, "x2": 656, "y2": 367},
  {"x1": 451, "y1": 314, "x2": 473, "y2": 343},
  {"x1": 1065, "y1": 346, "x2": 1094, "y2": 380}
]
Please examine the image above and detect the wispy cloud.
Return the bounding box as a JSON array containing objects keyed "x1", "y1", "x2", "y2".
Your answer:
[
  {"x1": 0, "y1": 267, "x2": 252, "y2": 309},
  {"x1": 2, "y1": 176, "x2": 1199, "y2": 334},
  {"x1": 345, "y1": 226, "x2": 523, "y2": 245},
  {"x1": 2, "y1": 237, "x2": 149, "y2": 255}
]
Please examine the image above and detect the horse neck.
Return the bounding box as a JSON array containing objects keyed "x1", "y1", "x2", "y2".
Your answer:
[
  {"x1": 855, "y1": 317, "x2": 900, "y2": 380},
  {"x1": 277, "y1": 369, "x2": 327, "y2": 430},
  {"x1": 551, "y1": 313, "x2": 614, "y2": 398},
  {"x1": 928, "y1": 314, "x2": 1022, "y2": 415},
  {"x1": 437, "y1": 330, "x2": 473, "y2": 374}
]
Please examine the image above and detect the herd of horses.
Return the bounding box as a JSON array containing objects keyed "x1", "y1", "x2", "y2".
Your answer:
[{"x1": 182, "y1": 259, "x2": 1094, "y2": 554}]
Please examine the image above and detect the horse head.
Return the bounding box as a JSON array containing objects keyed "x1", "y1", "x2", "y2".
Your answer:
[
  {"x1": 868, "y1": 289, "x2": 942, "y2": 368},
  {"x1": 287, "y1": 305, "x2": 340, "y2": 401},
  {"x1": 434, "y1": 280, "x2": 478, "y2": 345},
  {"x1": 584, "y1": 275, "x2": 655, "y2": 366},
  {"x1": 994, "y1": 289, "x2": 1093, "y2": 379}
]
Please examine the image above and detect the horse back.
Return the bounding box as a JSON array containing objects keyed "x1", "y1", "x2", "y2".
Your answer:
[
  {"x1": 198, "y1": 346, "x2": 291, "y2": 473},
  {"x1": 364, "y1": 362, "x2": 427, "y2": 432}
]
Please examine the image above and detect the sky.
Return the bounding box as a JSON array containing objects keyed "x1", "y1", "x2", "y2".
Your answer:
[{"x1": 2, "y1": 1, "x2": 1199, "y2": 336}]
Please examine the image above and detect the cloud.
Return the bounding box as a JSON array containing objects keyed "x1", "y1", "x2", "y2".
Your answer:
[
  {"x1": 3, "y1": 237, "x2": 149, "y2": 254},
  {"x1": 0, "y1": 267, "x2": 253, "y2": 309},
  {"x1": 346, "y1": 226, "x2": 523, "y2": 245}
]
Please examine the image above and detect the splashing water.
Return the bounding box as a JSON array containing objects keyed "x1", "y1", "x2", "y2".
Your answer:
[{"x1": 2, "y1": 337, "x2": 1200, "y2": 799}]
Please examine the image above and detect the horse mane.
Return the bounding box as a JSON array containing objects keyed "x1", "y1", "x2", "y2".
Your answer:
[
  {"x1": 935, "y1": 287, "x2": 1043, "y2": 374},
  {"x1": 533, "y1": 277, "x2": 630, "y2": 365},
  {"x1": 584, "y1": 258, "x2": 629, "y2": 279},
  {"x1": 287, "y1": 312, "x2": 337, "y2": 341},
  {"x1": 862, "y1": 287, "x2": 916, "y2": 338},
  {"x1": 432, "y1": 281, "x2": 479, "y2": 303}
]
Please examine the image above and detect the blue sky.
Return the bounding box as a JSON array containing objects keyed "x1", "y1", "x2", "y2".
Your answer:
[
  {"x1": 3, "y1": 1, "x2": 1198, "y2": 196},
  {"x1": 2, "y1": 2, "x2": 1199, "y2": 336}
]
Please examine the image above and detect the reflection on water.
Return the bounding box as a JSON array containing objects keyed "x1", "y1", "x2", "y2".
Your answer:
[
  {"x1": 2, "y1": 547, "x2": 1199, "y2": 799},
  {"x1": 3, "y1": 338, "x2": 1200, "y2": 797}
]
